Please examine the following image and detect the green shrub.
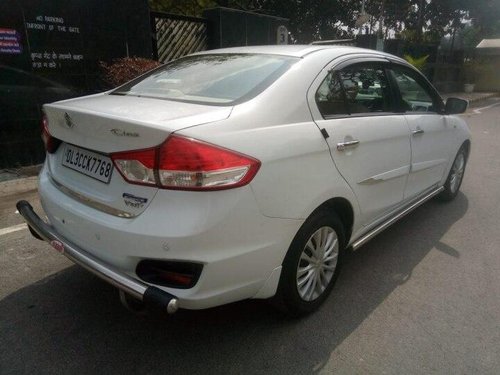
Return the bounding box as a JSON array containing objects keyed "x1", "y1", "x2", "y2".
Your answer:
[
  {"x1": 404, "y1": 54, "x2": 429, "y2": 72},
  {"x1": 99, "y1": 57, "x2": 161, "y2": 88}
]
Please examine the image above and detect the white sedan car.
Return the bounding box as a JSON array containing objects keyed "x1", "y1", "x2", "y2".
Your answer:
[{"x1": 18, "y1": 45, "x2": 470, "y2": 316}]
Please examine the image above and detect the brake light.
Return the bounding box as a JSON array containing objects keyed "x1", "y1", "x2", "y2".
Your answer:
[
  {"x1": 158, "y1": 136, "x2": 260, "y2": 190},
  {"x1": 41, "y1": 114, "x2": 60, "y2": 153},
  {"x1": 111, "y1": 135, "x2": 260, "y2": 190}
]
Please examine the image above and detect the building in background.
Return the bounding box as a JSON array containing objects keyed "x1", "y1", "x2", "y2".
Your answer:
[{"x1": 475, "y1": 39, "x2": 500, "y2": 92}]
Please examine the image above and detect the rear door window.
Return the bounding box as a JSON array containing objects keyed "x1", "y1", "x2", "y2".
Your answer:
[
  {"x1": 339, "y1": 64, "x2": 395, "y2": 114},
  {"x1": 315, "y1": 62, "x2": 396, "y2": 118},
  {"x1": 315, "y1": 71, "x2": 348, "y2": 116}
]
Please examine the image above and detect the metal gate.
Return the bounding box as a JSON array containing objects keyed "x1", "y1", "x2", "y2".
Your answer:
[{"x1": 150, "y1": 12, "x2": 208, "y2": 63}]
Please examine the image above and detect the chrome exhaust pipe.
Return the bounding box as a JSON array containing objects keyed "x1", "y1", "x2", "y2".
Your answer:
[
  {"x1": 119, "y1": 290, "x2": 179, "y2": 314},
  {"x1": 142, "y1": 287, "x2": 179, "y2": 314}
]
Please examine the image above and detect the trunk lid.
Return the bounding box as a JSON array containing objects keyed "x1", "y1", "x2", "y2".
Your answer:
[
  {"x1": 43, "y1": 93, "x2": 232, "y2": 217},
  {"x1": 44, "y1": 93, "x2": 232, "y2": 153}
]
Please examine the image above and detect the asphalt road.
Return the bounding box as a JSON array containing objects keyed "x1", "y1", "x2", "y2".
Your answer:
[{"x1": 1, "y1": 99, "x2": 500, "y2": 374}]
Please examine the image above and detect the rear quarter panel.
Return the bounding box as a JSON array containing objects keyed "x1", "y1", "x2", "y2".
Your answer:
[{"x1": 177, "y1": 55, "x2": 362, "y2": 234}]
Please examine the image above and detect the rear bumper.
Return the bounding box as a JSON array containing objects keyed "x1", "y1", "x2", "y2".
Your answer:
[
  {"x1": 34, "y1": 162, "x2": 303, "y2": 309},
  {"x1": 16, "y1": 200, "x2": 179, "y2": 314}
]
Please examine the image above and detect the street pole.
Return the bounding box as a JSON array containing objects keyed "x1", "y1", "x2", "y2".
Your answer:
[
  {"x1": 358, "y1": 0, "x2": 366, "y2": 35},
  {"x1": 417, "y1": 0, "x2": 424, "y2": 42},
  {"x1": 377, "y1": 0, "x2": 385, "y2": 51}
]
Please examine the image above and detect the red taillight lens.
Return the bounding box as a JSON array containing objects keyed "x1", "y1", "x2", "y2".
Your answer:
[
  {"x1": 157, "y1": 135, "x2": 260, "y2": 190},
  {"x1": 110, "y1": 147, "x2": 157, "y2": 186},
  {"x1": 41, "y1": 114, "x2": 60, "y2": 153},
  {"x1": 111, "y1": 135, "x2": 260, "y2": 190}
]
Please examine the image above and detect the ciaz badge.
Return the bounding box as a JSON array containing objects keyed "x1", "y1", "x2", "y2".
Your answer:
[{"x1": 110, "y1": 128, "x2": 140, "y2": 137}]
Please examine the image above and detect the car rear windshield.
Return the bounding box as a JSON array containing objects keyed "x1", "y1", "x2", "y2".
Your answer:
[{"x1": 111, "y1": 54, "x2": 299, "y2": 105}]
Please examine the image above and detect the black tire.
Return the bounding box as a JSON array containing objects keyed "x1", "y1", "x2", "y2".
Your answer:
[
  {"x1": 437, "y1": 144, "x2": 469, "y2": 202},
  {"x1": 273, "y1": 210, "x2": 345, "y2": 316}
]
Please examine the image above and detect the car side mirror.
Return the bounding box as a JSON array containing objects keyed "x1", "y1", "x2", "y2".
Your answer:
[{"x1": 445, "y1": 97, "x2": 468, "y2": 114}]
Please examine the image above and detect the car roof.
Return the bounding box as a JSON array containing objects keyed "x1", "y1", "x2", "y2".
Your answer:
[{"x1": 193, "y1": 44, "x2": 400, "y2": 60}]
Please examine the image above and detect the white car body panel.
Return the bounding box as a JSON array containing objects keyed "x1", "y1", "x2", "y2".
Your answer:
[
  {"x1": 178, "y1": 53, "x2": 361, "y2": 222},
  {"x1": 316, "y1": 115, "x2": 411, "y2": 226},
  {"x1": 404, "y1": 114, "x2": 453, "y2": 199},
  {"x1": 30, "y1": 45, "x2": 471, "y2": 310},
  {"x1": 439, "y1": 115, "x2": 471, "y2": 185}
]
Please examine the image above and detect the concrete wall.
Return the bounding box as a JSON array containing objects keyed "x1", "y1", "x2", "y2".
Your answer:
[{"x1": 475, "y1": 55, "x2": 500, "y2": 92}]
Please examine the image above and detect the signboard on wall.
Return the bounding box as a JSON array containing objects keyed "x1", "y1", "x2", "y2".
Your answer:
[
  {"x1": 0, "y1": 28, "x2": 22, "y2": 54},
  {"x1": 24, "y1": 13, "x2": 84, "y2": 72},
  {"x1": 0, "y1": 0, "x2": 152, "y2": 92},
  {"x1": 277, "y1": 25, "x2": 288, "y2": 45}
]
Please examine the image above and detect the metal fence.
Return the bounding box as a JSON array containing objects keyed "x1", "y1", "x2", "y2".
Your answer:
[{"x1": 150, "y1": 12, "x2": 208, "y2": 63}]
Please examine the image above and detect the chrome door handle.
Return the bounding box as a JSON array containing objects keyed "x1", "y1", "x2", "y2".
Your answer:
[
  {"x1": 412, "y1": 129, "x2": 424, "y2": 136},
  {"x1": 337, "y1": 140, "x2": 360, "y2": 151}
]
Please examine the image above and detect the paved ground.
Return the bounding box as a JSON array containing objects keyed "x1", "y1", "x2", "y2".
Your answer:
[
  {"x1": 1, "y1": 99, "x2": 500, "y2": 374},
  {"x1": 441, "y1": 91, "x2": 498, "y2": 103}
]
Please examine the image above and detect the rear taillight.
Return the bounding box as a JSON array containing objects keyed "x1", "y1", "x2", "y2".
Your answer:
[
  {"x1": 157, "y1": 136, "x2": 260, "y2": 190},
  {"x1": 111, "y1": 147, "x2": 157, "y2": 186},
  {"x1": 41, "y1": 114, "x2": 60, "y2": 153},
  {"x1": 111, "y1": 135, "x2": 260, "y2": 190}
]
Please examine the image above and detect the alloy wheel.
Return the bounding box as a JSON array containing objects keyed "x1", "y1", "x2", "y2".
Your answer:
[
  {"x1": 450, "y1": 152, "x2": 465, "y2": 193},
  {"x1": 296, "y1": 226, "x2": 339, "y2": 301}
]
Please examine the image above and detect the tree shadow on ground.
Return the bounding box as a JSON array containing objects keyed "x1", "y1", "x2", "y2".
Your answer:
[{"x1": 0, "y1": 193, "x2": 468, "y2": 374}]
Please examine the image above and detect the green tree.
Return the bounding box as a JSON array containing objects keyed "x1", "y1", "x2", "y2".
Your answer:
[
  {"x1": 254, "y1": 0, "x2": 357, "y2": 43},
  {"x1": 149, "y1": 0, "x2": 500, "y2": 43},
  {"x1": 467, "y1": 0, "x2": 500, "y2": 37},
  {"x1": 149, "y1": 0, "x2": 262, "y2": 16}
]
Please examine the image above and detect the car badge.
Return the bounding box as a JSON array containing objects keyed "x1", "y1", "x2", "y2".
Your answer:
[
  {"x1": 64, "y1": 112, "x2": 75, "y2": 129},
  {"x1": 110, "y1": 128, "x2": 140, "y2": 137},
  {"x1": 123, "y1": 193, "x2": 148, "y2": 208}
]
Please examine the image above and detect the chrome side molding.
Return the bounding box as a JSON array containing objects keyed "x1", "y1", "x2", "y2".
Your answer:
[
  {"x1": 49, "y1": 176, "x2": 136, "y2": 218},
  {"x1": 351, "y1": 186, "x2": 444, "y2": 251}
]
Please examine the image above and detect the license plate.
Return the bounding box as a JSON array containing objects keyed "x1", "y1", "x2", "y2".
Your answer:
[{"x1": 62, "y1": 144, "x2": 113, "y2": 183}]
